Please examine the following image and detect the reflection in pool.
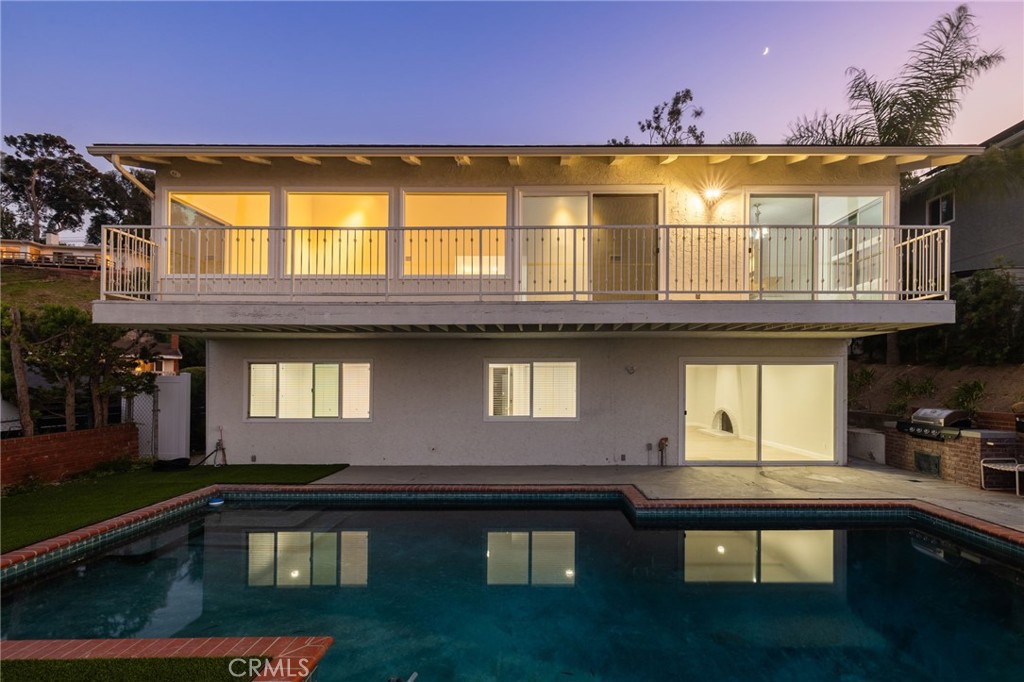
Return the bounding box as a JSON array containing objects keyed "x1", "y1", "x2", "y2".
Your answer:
[{"x1": 2, "y1": 508, "x2": 1021, "y2": 682}]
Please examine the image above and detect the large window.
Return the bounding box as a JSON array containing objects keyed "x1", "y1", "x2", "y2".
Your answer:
[
  {"x1": 403, "y1": 192, "x2": 507, "y2": 276},
  {"x1": 167, "y1": 192, "x2": 271, "y2": 275},
  {"x1": 486, "y1": 531, "x2": 576, "y2": 586},
  {"x1": 487, "y1": 361, "x2": 577, "y2": 419},
  {"x1": 248, "y1": 531, "x2": 369, "y2": 587},
  {"x1": 684, "y1": 530, "x2": 834, "y2": 584},
  {"x1": 248, "y1": 362, "x2": 371, "y2": 420},
  {"x1": 286, "y1": 192, "x2": 388, "y2": 275},
  {"x1": 926, "y1": 193, "x2": 955, "y2": 225},
  {"x1": 684, "y1": 363, "x2": 835, "y2": 462}
]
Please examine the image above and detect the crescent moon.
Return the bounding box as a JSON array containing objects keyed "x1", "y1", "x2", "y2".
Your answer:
[{"x1": 762, "y1": 47, "x2": 770, "y2": 56}]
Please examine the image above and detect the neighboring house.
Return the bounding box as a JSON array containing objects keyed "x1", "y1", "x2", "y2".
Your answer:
[
  {"x1": 0, "y1": 233, "x2": 103, "y2": 268},
  {"x1": 118, "y1": 331, "x2": 182, "y2": 376},
  {"x1": 901, "y1": 120, "x2": 1024, "y2": 278},
  {"x1": 88, "y1": 143, "x2": 977, "y2": 466}
]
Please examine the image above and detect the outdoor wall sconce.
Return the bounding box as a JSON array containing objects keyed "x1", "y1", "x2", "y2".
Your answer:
[{"x1": 702, "y1": 187, "x2": 724, "y2": 209}]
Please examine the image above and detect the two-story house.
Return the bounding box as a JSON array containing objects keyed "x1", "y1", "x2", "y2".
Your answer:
[{"x1": 88, "y1": 143, "x2": 975, "y2": 466}]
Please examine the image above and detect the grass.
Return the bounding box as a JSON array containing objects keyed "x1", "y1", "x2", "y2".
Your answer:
[
  {"x1": 0, "y1": 266, "x2": 100, "y2": 312},
  {"x1": 0, "y1": 464, "x2": 346, "y2": 553},
  {"x1": 0, "y1": 657, "x2": 258, "y2": 682}
]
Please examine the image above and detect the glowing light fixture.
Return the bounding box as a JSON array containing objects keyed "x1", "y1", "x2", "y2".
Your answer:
[
  {"x1": 702, "y1": 187, "x2": 725, "y2": 212},
  {"x1": 290, "y1": 570, "x2": 300, "y2": 579},
  {"x1": 716, "y1": 545, "x2": 726, "y2": 554}
]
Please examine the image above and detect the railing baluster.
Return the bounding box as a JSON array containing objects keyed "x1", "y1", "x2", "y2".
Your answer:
[{"x1": 98, "y1": 224, "x2": 948, "y2": 303}]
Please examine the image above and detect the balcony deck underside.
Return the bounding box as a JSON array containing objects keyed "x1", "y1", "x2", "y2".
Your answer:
[{"x1": 92, "y1": 300, "x2": 954, "y2": 338}]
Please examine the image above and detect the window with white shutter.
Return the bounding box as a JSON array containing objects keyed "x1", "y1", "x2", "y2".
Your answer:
[
  {"x1": 247, "y1": 361, "x2": 372, "y2": 420},
  {"x1": 487, "y1": 360, "x2": 577, "y2": 420}
]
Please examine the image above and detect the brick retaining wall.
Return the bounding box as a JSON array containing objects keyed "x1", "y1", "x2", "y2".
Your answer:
[
  {"x1": 1, "y1": 424, "x2": 138, "y2": 489},
  {"x1": 975, "y1": 411, "x2": 1019, "y2": 432}
]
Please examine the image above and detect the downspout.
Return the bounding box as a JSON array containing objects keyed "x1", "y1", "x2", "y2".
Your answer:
[
  {"x1": 109, "y1": 154, "x2": 156, "y2": 302},
  {"x1": 111, "y1": 154, "x2": 155, "y2": 200}
]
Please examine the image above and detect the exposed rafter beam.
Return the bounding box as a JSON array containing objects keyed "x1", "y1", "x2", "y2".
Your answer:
[
  {"x1": 240, "y1": 155, "x2": 272, "y2": 166},
  {"x1": 928, "y1": 154, "x2": 967, "y2": 167},
  {"x1": 857, "y1": 154, "x2": 887, "y2": 165},
  {"x1": 747, "y1": 154, "x2": 768, "y2": 165},
  {"x1": 559, "y1": 156, "x2": 577, "y2": 166},
  {"x1": 136, "y1": 155, "x2": 171, "y2": 165},
  {"x1": 658, "y1": 155, "x2": 678, "y2": 165},
  {"x1": 346, "y1": 156, "x2": 372, "y2": 166},
  {"x1": 708, "y1": 155, "x2": 731, "y2": 165},
  {"x1": 454, "y1": 155, "x2": 471, "y2": 166},
  {"x1": 820, "y1": 154, "x2": 849, "y2": 165},
  {"x1": 609, "y1": 155, "x2": 625, "y2": 166},
  {"x1": 185, "y1": 155, "x2": 222, "y2": 165},
  {"x1": 400, "y1": 155, "x2": 421, "y2": 166},
  {"x1": 293, "y1": 155, "x2": 321, "y2": 165},
  {"x1": 895, "y1": 154, "x2": 928, "y2": 168},
  {"x1": 507, "y1": 155, "x2": 521, "y2": 167},
  {"x1": 785, "y1": 154, "x2": 809, "y2": 165}
]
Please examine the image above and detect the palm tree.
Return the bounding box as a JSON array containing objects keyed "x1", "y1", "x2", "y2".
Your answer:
[{"x1": 786, "y1": 5, "x2": 1004, "y2": 145}]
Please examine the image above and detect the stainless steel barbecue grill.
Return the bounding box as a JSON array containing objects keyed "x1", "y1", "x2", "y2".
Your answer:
[{"x1": 896, "y1": 408, "x2": 972, "y2": 441}]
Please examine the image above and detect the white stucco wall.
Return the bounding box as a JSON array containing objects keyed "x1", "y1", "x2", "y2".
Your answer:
[
  {"x1": 151, "y1": 154, "x2": 899, "y2": 228},
  {"x1": 206, "y1": 336, "x2": 847, "y2": 466}
]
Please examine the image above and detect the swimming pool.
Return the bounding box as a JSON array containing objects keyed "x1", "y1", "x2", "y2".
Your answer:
[{"x1": 3, "y1": 502, "x2": 1022, "y2": 681}]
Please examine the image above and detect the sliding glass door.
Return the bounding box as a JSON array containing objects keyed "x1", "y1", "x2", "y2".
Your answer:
[
  {"x1": 748, "y1": 192, "x2": 888, "y2": 299},
  {"x1": 519, "y1": 191, "x2": 660, "y2": 300},
  {"x1": 683, "y1": 362, "x2": 836, "y2": 463}
]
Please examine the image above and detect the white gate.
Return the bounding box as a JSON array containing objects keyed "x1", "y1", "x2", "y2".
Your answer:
[
  {"x1": 123, "y1": 374, "x2": 191, "y2": 460},
  {"x1": 155, "y1": 374, "x2": 191, "y2": 460}
]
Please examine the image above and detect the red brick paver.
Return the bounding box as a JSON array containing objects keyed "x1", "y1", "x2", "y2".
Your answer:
[{"x1": 0, "y1": 636, "x2": 333, "y2": 682}]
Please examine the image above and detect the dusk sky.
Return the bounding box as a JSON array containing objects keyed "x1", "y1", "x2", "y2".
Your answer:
[{"x1": 2, "y1": 1, "x2": 1022, "y2": 169}]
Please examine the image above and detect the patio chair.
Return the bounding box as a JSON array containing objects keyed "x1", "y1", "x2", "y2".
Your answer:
[{"x1": 980, "y1": 457, "x2": 1024, "y2": 496}]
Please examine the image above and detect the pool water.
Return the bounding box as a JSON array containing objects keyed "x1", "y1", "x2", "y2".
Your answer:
[{"x1": 3, "y1": 507, "x2": 1022, "y2": 681}]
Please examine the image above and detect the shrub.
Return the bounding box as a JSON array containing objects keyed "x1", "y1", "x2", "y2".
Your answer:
[{"x1": 948, "y1": 380, "x2": 986, "y2": 418}]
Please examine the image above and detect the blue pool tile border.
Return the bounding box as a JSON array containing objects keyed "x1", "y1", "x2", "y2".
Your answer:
[{"x1": 3, "y1": 484, "x2": 1021, "y2": 585}]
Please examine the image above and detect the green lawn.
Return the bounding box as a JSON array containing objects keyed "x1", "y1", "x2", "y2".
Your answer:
[
  {"x1": 0, "y1": 464, "x2": 346, "y2": 553},
  {"x1": 0, "y1": 266, "x2": 100, "y2": 312},
  {"x1": 0, "y1": 657, "x2": 257, "y2": 682}
]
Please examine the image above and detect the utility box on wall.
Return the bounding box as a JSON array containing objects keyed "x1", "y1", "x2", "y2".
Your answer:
[{"x1": 156, "y1": 374, "x2": 191, "y2": 460}]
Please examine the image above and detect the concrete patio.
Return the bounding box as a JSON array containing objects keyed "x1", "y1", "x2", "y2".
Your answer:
[{"x1": 316, "y1": 460, "x2": 1024, "y2": 532}]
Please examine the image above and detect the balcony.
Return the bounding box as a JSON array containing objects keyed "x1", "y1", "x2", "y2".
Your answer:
[
  {"x1": 96, "y1": 225, "x2": 952, "y2": 336},
  {"x1": 104, "y1": 224, "x2": 948, "y2": 300}
]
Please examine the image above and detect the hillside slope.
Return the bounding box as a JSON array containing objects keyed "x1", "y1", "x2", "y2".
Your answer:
[{"x1": 1, "y1": 266, "x2": 100, "y2": 312}]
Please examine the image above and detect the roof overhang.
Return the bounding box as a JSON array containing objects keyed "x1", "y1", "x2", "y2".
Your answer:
[{"x1": 87, "y1": 143, "x2": 984, "y2": 172}]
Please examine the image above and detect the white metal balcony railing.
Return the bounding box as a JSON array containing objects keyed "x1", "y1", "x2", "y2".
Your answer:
[{"x1": 101, "y1": 225, "x2": 950, "y2": 303}]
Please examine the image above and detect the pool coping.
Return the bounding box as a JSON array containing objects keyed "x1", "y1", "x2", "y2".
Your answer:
[
  {"x1": 0, "y1": 635, "x2": 333, "y2": 681},
  {"x1": 2, "y1": 483, "x2": 1022, "y2": 572}
]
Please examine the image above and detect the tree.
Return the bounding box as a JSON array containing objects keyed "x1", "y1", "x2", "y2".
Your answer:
[
  {"x1": 721, "y1": 131, "x2": 758, "y2": 145},
  {"x1": 1, "y1": 133, "x2": 99, "y2": 241},
  {"x1": 1, "y1": 305, "x2": 35, "y2": 436},
  {"x1": 895, "y1": 262, "x2": 1024, "y2": 365},
  {"x1": 25, "y1": 306, "x2": 93, "y2": 431},
  {"x1": 610, "y1": 89, "x2": 705, "y2": 145},
  {"x1": 786, "y1": 5, "x2": 1004, "y2": 145},
  {"x1": 1, "y1": 182, "x2": 31, "y2": 240},
  {"x1": 85, "y1": 328, "x2": 155, "y2": 427},
  {"x1": 87, "y1": 169, "x2": 155, "y2": 245}
]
